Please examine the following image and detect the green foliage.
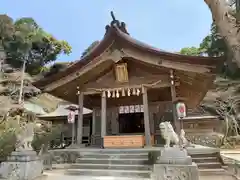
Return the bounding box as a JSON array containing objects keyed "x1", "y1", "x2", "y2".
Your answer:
[
  {"x1": 179, "y1": 22, "x2": 240, "y2": 79},
  {"x1": 32, "y1": 124, "x2": 63, "y2": 153},
  {"x1": 81, "y1": 40, "x2": 100, "y2": 58},
  {"x1": 179, "y1": 47, "x2": 202, "y2": 56},
  {"x1": 43, "y1": 62, "x2": 69, "y2": 77},
  {"x1": 0, "y1": 128, "x2": 16, "y2": 162},
  {"x1": 199, "y1": 23, "x2": 227, "y2": 57},
  {"x1": 0, "y1": 15, "x2": 72, "y2": 75}
]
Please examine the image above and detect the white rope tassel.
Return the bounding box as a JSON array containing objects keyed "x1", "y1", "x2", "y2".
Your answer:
[
  {"x1": 116, "y1": 89, "x2": 120, "y2": 98},
  {"x1": 112, "y1": 90, "x2": 115, "y2": 98},
  {"x1": 132, "y1": 88, "x2": 136, "y2": 95},
  {"x1": 136, "y1": 88, "x2": 140, "y2": 96},
  {"x1": 107, "y1": 90, "x2": 111, "y2": 98},
  {"x1": 121, "y1": 89, "x2": 125, "y2": 97},
  {"x1": 127, "y1": 88, "x2": 131, "y2": 96}
]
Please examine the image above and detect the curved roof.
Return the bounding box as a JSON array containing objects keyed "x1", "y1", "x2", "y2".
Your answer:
[
  {"x1": 38, "y1": 104, "x2": 92, "y2": 118},
  {"x1": 33, "y1": 14, "x2": 223, "y2": 89}
]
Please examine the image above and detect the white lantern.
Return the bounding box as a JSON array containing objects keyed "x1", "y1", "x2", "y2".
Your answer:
[
  {"x1": 68, "y1": 111, "x2": 75, "y2": 123},
  {"x1": 176, "y1": 102, "x2": 186, "y2": 119}
]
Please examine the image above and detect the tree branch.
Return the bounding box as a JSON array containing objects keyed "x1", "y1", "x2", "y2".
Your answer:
[{"x1": 204, "y1": 0, "x2": 240, "y2": 67}]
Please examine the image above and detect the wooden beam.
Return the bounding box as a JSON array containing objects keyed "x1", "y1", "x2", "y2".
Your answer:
[
  {"x1": 83, "y1": 82, "x2": 180, "y2": 95},
  {"x1": 123, "y1": 48, "x2": 212, "y2": 74},
  {"x1": 44, "y1": 48, "x2": 115, "y2": 92}
]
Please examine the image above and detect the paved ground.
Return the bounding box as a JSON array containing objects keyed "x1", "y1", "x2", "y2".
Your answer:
[
  {"x1": 200, "y1": 175, "x2": 236, "y2": 180},
  {"x1": 43, "y1": 170, "x2": 237, "y2": 180}
]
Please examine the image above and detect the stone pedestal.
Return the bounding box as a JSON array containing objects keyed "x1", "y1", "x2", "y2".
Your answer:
[
  {"x1": 152, "y1": 147, "x2": 199, "y2": 180},
  {"x1": 0, "y1": 150, "x2": 43, "y2": 180}
]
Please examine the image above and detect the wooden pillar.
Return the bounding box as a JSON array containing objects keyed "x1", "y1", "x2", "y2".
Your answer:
[
  {"x1": 142, "y1": 87, "x2": 151, "y2": 146},
  {"x1": 111, "y1": 107, "x2": 119, "y2": 135},
  {"x1": 92, "y1": 108, "x2": 96, "y2": 135},
  {"x1": 101, "y1": 92, "x2": 107, "y2": 138},
  {"x1": 77, "y1": 92, "x2": 84, "y2": 145},
  {"x1": 170, "y1": 70, "x2": 181, "y2": 135}
]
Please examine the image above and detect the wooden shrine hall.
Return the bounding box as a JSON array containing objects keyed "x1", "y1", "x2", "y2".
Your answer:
[{"x1": 33, "y1": 12, "x2": 223, "y2": 148}]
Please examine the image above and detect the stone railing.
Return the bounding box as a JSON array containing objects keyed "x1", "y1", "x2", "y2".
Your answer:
[
  {"x1": 186, "y1": 132, "x2": 222, "y2": 148},
  {"x1": 222, "y1": 155, "x2": 240, "y2": 179}
]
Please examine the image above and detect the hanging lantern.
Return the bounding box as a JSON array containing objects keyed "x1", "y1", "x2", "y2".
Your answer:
[
  {"x1": 132, "y1": 88, "x2": 136, "y2": 95},
  {"x1": 121, "y1": 89, "x2": 125, "y2": 96},
  {"x1": 116, "y1": 89, "x2": 120, "y2": 98},
  {"x1": 176, "y1": 102, "x2": 186, "y2": 119},
  {"x1": 127, "y1": 88, "x2": 131, "y2": 96},
  {"x1": 136, "y1": 88, "x2": 140, "y2": 96},
  {"x1": 112, "y1": 90, "x2": 115, "y2": 98},
  {"x1": 102, "y1": 91, "x2": 106, "y2": 98},
  {"x1": 107, "y1": 90, "x2": 111, "y2": 98}
]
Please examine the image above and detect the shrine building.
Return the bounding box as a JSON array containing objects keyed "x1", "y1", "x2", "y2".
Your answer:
[{"x1": 33, "y1": 12, "x2": 223, "y2": 148}]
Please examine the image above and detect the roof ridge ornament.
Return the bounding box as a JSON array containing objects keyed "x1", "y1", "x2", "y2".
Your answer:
[{"x1": 105, "y1": 11, "x2": 129, "y2": 35}]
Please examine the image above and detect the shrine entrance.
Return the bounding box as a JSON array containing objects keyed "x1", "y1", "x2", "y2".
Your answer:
[
  {"x1": 119, "y1": 113, "x2": 144, "y2": 134},
  {"x1": 118, "y1": 105, "x2": 144, "y2": 134}
]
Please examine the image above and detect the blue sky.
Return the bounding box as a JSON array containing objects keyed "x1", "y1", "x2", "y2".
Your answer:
[{"x1": 0, "y1": 0, "x2": 212, "y2": 62}]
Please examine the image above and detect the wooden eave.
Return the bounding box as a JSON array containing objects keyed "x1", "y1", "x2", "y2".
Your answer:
[{"x1": 33, "y1": 18, "x2": 223, "y2": 92}]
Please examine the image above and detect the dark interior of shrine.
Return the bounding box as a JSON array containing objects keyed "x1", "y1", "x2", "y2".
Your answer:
[{"x1": 118, "y1": 112, "x2": 144, "y2": 134}]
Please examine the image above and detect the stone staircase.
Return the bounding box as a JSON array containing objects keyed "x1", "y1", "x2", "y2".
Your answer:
[
  {"x1": 64, "y1": 148, "x2": 226, "y2": 178},
  {"x1": 191, "y1": 152, "x2": 226, "y2": 175},
  {"x1": 65, "y1": 150, "x2": 152, "y2": 178}
]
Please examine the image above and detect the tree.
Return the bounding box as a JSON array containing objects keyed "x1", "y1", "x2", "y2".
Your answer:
[
  {"x1": 81, "y1": 40, "x2": 100, "y2": 58},
  {"x1": 0, "y1": 15, "x2": 72, "y2": 75},
  {"x1": 179, "y1": 47, "x2": 202, "y2": 56},
  {"x1": 43, "y1": 62, "x2": 70, "y2": 77},
  {"x1": 204, "y1": 0, "x2": 240, "y2": 71}
]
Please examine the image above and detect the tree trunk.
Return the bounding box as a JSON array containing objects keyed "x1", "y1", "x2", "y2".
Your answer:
[{"x1": 204, "y1": 0, "x2": 240, "y2": 68}]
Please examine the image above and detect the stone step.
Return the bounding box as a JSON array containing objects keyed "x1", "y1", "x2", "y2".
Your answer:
[
  {"x1": 76, "y1": 158, "x2": 149, "y2": 165},
  {"x1": 192, "y1": 156, "x2": 218, "y2": 163},
  {"x1": 80, "y1": 153, "x2": 148, "y2": 159},
  {"x1": 79, "y1": 149, "x2": 150, "y2": 154},
  {"x1": 191, "y1": 152, "x2": 219, "y2": 158},
  {"x1": 197, "y1": 162, "x2": 222, "y2": 169},
  {"x1": 66, "y1": 168, "x2": 151, "y2": 178},
  {"x1": 70, "y1": 163, "x2": 152, "y2": 171},
  {"x1": 199, "y1": 168, "x2": 227, "y2": 176}
]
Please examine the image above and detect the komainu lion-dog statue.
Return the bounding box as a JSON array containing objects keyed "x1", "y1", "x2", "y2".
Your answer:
[
  {"x1": 16, "y1": 122, "x2": 35, "y2": 151},
  {"x1": 159, "y1": 121, "x2": 194, "y2": 148},
  {"x1": 159, "y1": 121, "x2": 179, "y2": 148}
]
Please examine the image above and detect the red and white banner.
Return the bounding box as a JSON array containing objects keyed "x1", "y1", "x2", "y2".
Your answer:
[{"x1": 68, "y1": 110, "x2": 75, "y2": 123}]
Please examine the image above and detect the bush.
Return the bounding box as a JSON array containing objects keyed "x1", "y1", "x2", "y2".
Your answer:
[
  {"x1": 0, "y1": 128, "x2": 16, "y2": 162},
  {"x1": 32, "y1": 124, "x2": 63, "y2": 153}
]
